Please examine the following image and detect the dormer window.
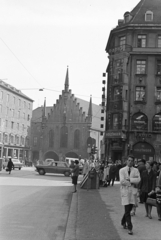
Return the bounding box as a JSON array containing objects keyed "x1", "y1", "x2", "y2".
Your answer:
[{"x1": 145, "y1": 11, "x2": 153, "y2": 21}]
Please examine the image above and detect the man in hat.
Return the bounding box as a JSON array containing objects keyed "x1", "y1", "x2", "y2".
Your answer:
[{"x1": 71, "y1": 160, "x2": 80, "y2": 193}]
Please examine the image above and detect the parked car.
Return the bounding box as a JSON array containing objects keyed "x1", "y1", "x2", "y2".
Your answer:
[
  {"x1": 44, "y1": 158, "x2": 55, "y2": 165},
  {"x1": 35, "y1": 161, "x2": 72, "y2": 176},
  {"x1": 12, "y1": 159, "x2": 23, "y2": 170}
]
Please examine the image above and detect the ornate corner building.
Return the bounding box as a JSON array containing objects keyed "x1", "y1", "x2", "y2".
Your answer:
[
  {"x1": 105, "y1": 0, "x2": 161, "y2": 162},
  {"x1": 31, "y1": 68, "x2": 105, "y2": 163}
]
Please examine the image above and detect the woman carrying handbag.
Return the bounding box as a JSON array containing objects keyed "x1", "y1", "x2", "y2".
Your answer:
[{"x1": 139, "y1": 161, "x2": 156, "y2": 219}]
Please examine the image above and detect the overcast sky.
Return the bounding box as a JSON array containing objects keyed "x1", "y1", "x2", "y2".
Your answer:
[{"x1": 0, "y1": 0, "x2": 139, "y2": 109}]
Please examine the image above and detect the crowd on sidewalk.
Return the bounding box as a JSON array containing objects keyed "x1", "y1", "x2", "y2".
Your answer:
[{"x1": 79, "y1": 157, "x2": 161, "y2": 236}]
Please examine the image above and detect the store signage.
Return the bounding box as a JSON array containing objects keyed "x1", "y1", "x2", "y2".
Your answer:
[
  {"x1": 131, "y1": 113, "x2": 148, "y2": 130},
  {"x1": 135, "y1": 132, "x2": 152, "y2": 139},
  {"x1": 133, "y1": 142, "x2": 155, "y2": 155},
  {"x1": 152, "y1": 114, "x2": 161, "y2": 131},
  {"x1": 106, "y1": 131, "x2": 123, "y2": 138}
]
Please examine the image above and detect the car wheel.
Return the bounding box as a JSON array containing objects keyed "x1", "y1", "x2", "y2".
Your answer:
[
  {"x1": 39, "y1": 169, "x2": 45, "y2": 175},
  {"x1": 64, "y1": 171, "x2": 70, "y2": 177},
  {"x1": 19, "y1": 168, "x2": 21, "y2": 170}
]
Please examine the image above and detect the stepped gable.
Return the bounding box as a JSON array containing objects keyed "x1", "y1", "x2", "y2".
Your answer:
[
  {"x1": 76, "y1": 98, "x2": 104, "y2": 131},
  {"x1": 129, "y1": 0, "x2": 161, "y2": 24}
]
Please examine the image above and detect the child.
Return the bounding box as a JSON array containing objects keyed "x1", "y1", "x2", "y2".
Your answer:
[{"x1": 156, "y1": 185, "x2": 161, "y2": 221}]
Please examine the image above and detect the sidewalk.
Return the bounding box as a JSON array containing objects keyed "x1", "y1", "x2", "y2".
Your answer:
[{"x1": 64, "y1": 181, "x2": 161, "y2": 240}]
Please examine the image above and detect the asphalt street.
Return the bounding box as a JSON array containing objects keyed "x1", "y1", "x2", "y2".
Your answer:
[{"x1": 0, "y1": 167, "x2": 74, "y2": 240}]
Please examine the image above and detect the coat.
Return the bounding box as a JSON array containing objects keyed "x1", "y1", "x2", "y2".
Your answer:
[
  {"x1": 82, "y1": 162, "x2": 89, "y2": 175},
  {"x1": 7, "y1": 159, "x2": 14, "y2": 171},
  {"x1": 139, "y1": 169, "x2": 156, "y2": 193},
  {"x1": 119, "y1": 166, "x2": 140, "y2": 206},
  {"x1": 158, "y1": 171, "x2": 161, "y2": 187},
  {"x1": 109, "y1": 165, "x2": 117, "y2": 179}
]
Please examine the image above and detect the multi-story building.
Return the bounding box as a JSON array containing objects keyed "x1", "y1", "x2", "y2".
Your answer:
[
  {"x1": 31, "y1": 68, "x2": 104, "y2": 163},
  {"x1": 105, "y1": 0, "x2": 161, "y2": 163},
  {"x1": 0, "y1": 80, "x2": 33, "y2": 161}
]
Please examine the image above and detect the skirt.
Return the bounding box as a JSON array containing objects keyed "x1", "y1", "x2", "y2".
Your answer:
[{"x1": 72, "y1": 176, "x2": 78, "y2": 185}]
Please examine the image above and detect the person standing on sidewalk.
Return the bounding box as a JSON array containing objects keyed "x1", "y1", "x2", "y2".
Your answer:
[
  {"x1": 108, "y1": 162, "x2": 117, "y2": 186},
  {"x1": 119, "y1": 155, "x2": 140, "y2": 235},
  {"x1": 71, "y1": 160, "x2": 79, "y2": 193},
  {"x1": 82, "y1": 159, "x2": 89, "y2": 177}
]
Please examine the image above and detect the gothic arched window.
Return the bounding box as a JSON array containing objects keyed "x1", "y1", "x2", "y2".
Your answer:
[
  {"x1": 60, "y1": 126, "x2": 68, "y2": 148},
  {"x1": 49, "y1": 129, "x2": 54, "y2": 148},
  {"x1": 74, "y1": 129, "x2": 80, "y2": 149}
]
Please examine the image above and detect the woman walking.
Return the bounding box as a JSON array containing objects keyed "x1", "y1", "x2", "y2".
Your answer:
[
  {"x1": 7, "y1": 157, "x2": 14, "y2": 174},
  {"x1": 139, "y1": 161, "x2": 156, "y2": 219}
]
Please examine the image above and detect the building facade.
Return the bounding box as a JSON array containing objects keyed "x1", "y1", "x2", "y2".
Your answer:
[
  {"x1": 0, "y1": 80, "x2": 33, "y2": 161},
  {"x1": 31, "y1": 68, "x2": 104, "y2": 163},
  {"x1": 105, "y1": 0, "x2": 161, "y2": 163}
]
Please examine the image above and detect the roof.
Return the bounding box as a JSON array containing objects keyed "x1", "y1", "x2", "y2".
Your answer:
[
  {"x1": 32, "y1": 99, "x2": 105, "y2": 131},
  {"x1": 129, "y1": 0, "x2": 161, "y2": 24},
  {"x1": 0, "y1": 79, "x2": 33, "y2": 102},
  {"x1": 76, "y1": 98, "x2": 105, "y2": 131}
]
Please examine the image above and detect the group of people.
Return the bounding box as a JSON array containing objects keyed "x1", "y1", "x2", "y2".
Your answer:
[{"x1": 119, "y1": 155, "x2": 161, "y2": 235}]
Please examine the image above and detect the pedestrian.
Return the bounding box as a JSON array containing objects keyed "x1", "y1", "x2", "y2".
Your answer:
[
  {"x1": 108, "y1": 162, "x2": 117, "y2": 186},
  {"x1": 7, "y1": 157, "x2": 14, "y2": 174},
  {"x1": 119, "y1": 155, "x2": 140, "y2": 235},
  {"x1": 71, "y1": 160, "x2": 79, "y2": 193},
  {"x1": 156, "y1": 185, "x2": 161, "y2": 221},
  {"x1": 82, "y1": 159, "x2": 89, "y2": 177},
  {"x1": 137, "y1": 159, "x2": 146, "y2": 203},
  {"x1": 139, "y1": 161, "x2": 156, "y2": 219},
  {"x1": 115, "y1": 160, "x2": 122, "y2": 181}
]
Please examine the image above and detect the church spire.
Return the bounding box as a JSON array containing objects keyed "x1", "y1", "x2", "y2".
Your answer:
[
  {"x1": 64, "y1": 66, "x2": 69, "y2": 92},
  {"x1": 88, "y1": 95, "x2": 92, "y2": 119},
  {"x1": 42, "y1": 97, "x2": 46, "y2": 119}
]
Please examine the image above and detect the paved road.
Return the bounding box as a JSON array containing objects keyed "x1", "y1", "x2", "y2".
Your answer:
[{"x1": 0, "y1": 167, "x2": 74, "y2": 240}]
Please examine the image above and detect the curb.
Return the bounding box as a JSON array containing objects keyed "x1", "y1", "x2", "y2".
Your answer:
[{"x1": 64, "y1": 191, "x2": 78, "y2": 240}]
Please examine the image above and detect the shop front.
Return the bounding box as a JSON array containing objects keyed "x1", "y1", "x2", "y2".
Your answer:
[
  {"x1": 106, "y1": 131, "x2": 126, "y2": 163},
  {"x1": 132, "y1": 142, "x2": 155, "y2": 161}
]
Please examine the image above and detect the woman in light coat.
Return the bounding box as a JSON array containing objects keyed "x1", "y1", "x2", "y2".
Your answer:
[{"x1": 82, "y1": 159, "x2": 89, "y2": 177}]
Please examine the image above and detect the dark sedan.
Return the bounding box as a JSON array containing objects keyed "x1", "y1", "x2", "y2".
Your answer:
[{"x1": 35, "y1": 161, "x2": 72, "y2": 176}]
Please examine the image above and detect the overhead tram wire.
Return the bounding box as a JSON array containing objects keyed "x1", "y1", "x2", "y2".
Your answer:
[{"x1": 0, "y1": 37, "x2": 44, "y2": 88}]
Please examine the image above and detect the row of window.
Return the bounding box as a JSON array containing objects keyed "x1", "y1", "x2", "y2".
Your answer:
[
  {"x1": 0, "y1": 132, "x2": 27, "y2": 145},
  {"x1": 110, "y1": 112, "x2": 161, "y2": 131},
  {"x1": 111, "y1": 86, "x2": 161, "y2": 102},
  {"x1": 0, "y1": 118, "x2": 28, "y2": 131},
  {"x1": 0, "y1": 91, "x2": 31, "y2": 109},
  {"x1": 33, "y1": 128, "x2": 81, "y2": 149},
  {"x1": 136, "y1": 59, "x2": 161, "y2": 75},
  {"x1": 0, "y1": 105, "x2": 30, "y2": 120},
  {"x1": 119, "y1": 34, "x2": 161, "y2": 49}
]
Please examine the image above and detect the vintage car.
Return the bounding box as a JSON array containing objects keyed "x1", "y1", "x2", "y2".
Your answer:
[
  {"x1": 12, "y1": 159, "x2": 23, "y2": 170},
  {"x1": 35, "y1": 161, "x2": 72, "y2": 176}
]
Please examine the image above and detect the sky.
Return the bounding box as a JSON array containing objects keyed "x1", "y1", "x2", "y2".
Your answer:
[{"x1": 0, "y1": 0, "x2": 140, "y2": 110}]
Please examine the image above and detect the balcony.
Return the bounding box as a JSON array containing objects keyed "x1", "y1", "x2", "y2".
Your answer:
[
  {"x1": 109, "y1": 44, "x2": 132, "y2": 55},
  {"x1": 132, "y1": 47, "x2": 161, "y2": 54}
]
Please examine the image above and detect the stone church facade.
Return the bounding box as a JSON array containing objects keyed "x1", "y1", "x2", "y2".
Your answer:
[{"x1": 31, "y1": 68, "x2": 103, "y2": 163}]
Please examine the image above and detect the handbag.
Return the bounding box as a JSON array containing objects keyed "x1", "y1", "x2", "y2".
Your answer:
[
  {"x1": 6, "y1": 167, "x2": 9, "y2": 172},
  {"x1": 146, "y1": 197, "x2": 157, "y2": 207}
]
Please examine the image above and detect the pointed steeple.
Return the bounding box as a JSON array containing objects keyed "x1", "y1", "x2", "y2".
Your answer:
[
  {"x1": 88, "y1": 95, "x2": 92, "y2": 118},
  {"x1": 64, "y1": 66, "x2": 69, "y2": 92},
  {"x1": 42, "y1": 97, "x2": 46, "y2": 118}
]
